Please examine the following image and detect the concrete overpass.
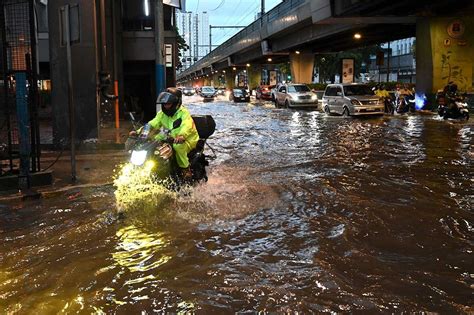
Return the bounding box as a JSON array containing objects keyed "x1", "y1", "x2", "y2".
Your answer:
[{"x1": 177, "y1": 0, "x2": 474, "y2": 100}]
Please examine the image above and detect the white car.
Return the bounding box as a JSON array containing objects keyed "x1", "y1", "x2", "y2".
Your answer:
[
  {"x1": 322, "y1": 83, "x2": 384, "y2": 116},
  {"x1": 274, "y1": 84, "x2": 319, "y2": 108}
]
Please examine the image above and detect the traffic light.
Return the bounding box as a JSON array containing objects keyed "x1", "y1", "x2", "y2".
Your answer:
[{"x1": 287, "y1": 74, "x2": 292, "y2": 81}]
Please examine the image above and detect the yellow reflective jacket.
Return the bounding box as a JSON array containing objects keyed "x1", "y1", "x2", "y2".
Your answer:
[{"x1": 147, "y1": 106, "x2": 199, "y2": 147}]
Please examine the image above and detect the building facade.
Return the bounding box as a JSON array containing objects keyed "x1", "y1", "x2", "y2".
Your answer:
[
  {"x1": 40, "y1": 0, "x2": 181, "y2": 143},
  {"x1": 176, "y1": 10, "x2": 209, "y2": 71},
  {"x1": 368, "y1": 37, "x2": 416, "y2": 83}
]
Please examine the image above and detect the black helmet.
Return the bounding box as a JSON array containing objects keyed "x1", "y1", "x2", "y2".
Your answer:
[
  {"x1": 157, "y1": 87, "x2": 182, "y2": 116},
  {"x1": 449, "y1": 83, "x2": 458, "y2": 94}
]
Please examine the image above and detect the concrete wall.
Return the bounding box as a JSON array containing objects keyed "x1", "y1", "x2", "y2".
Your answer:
[
  {"x1": 417, "y1": 16, "x2": 474, "y2": 96},
  {"x1": 48, "y1": 0, "x2": 99, "y2": 143}
]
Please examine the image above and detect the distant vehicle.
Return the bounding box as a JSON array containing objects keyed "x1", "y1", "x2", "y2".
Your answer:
[
  {"x1": 216, "y1": 87, "x2": 226, "y2": 96},
  {"x1": 322, "y1": 83, "x2": 384, "y2": 116},
  {"x1": 274, "y1": 84, "x2": 318, "y2": 108},
  {"x1": 256, "y1": 84, "x2": 275, "y2": 100},
  {"x1": 200, "y1": 86, "x2": 216, "y2": 101},
  {"x1": 229, "y1": 88, "x2": 250, "y2": 102},
  {"x1": 183, "y1": 87, "x2": 195, "y2": 96},
  {"x1": 271, "y1": 83, "x2": 283, "y2": 101}
]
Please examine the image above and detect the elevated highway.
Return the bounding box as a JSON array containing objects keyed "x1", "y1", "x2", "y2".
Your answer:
[{"x1": 177, "y1": 0, "x2": 474, "y2": 100}]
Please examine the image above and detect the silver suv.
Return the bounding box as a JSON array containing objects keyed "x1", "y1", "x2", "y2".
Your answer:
[
  {"x1": 322, "y1": 83, "x2": 384, "y2": 116},
  {"x1": 274, "y1": 84, "x2": 318, "y2": 108}
]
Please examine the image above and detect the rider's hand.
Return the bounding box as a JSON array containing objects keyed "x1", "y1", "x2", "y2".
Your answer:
[
  {"x1": 174, "y1": 135, "x2": 185, "y2": 144},
  {"x1": 129, "y1": 130, "x2": 137, "y2": 137}
]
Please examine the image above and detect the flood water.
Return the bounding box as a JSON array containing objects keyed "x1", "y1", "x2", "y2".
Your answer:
[{"x1": 1, "y1": 96, "x2": 473, "y2": 313}]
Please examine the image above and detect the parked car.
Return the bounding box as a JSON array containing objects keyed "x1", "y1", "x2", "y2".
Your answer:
[
  {"x1": 274, "y1": 84, "x2": 318, "y2": 108},
  {"x1": 183, "y1": 87, "x2": 195, "y2": 96},
  {"x1": 322, "y1": 83, "x2": 384, "y2": 116},
  {"x1": 200, "y1": 86, "x2": 216, "y2": 101},
  {"x1": 229, "y1": 88, "x2": 250, "y2": 102},
  {"x1": 256, "y1": 84, "x2": 275, "y2": 100}
]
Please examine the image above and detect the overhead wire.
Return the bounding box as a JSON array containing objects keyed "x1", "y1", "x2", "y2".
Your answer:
[
  {"x1": 209, "y1": 0, "x2": 225, "y2": 11},
  {"x1": 213, "y1": 1, "x2": 261, "y2": 45}
]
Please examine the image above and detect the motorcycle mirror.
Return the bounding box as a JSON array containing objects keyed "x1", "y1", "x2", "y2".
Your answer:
[{"x1": 173, "y1": 118, "x2": 182, "y2": 129}]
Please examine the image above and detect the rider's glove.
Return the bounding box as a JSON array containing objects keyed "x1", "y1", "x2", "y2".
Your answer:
[{"x1": 174, "y1": 135, "x2": 185, "y2": 144}]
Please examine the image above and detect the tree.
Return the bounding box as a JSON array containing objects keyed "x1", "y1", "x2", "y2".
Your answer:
[
  {"x1": 315, "y1": 44, "x2": 380, "y2": 83},
  {"x1": 173, "y1": 26, "x2": 189, "y2": 71}
]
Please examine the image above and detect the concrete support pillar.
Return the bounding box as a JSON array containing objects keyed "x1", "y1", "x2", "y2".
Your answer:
[
  {"x1": 290, "y1": 52, "x2": 314, "y2": 84},
  {"x1": 247, "y1": 65, "x2": 262, "y2": 90},
  {"x1": 416, "y1": 16, "x2": 474, "y2": 105},
  {"x1": 225, "y1": 71, "x2": 235, "y2": 89},
  {"x1": 212, "y1": 74, "x2": 221, "y2": 87}
]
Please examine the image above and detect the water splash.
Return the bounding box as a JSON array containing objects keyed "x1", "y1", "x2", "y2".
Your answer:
[{"x1": 113, "y1": 162, "x2": 177, "y2": 213}]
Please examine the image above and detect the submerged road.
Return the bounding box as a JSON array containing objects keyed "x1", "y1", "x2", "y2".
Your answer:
[{"x1": 1, "y1": 95, "x2": 472, "y2": 313}]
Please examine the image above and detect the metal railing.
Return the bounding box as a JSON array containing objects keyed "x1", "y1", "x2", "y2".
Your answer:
[{"x1": 178, "y1": 0, "x2": 307, "y2": 78}]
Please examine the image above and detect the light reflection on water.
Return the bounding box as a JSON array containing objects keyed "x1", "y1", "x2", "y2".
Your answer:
[{"x1": 0, "y1": 100, "x2": 472, "y2": 313}]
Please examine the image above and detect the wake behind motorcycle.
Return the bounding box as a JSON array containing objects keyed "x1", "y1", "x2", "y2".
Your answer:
[{"x1": 124, "y1": 113, "x2": 216, "y2": 188}]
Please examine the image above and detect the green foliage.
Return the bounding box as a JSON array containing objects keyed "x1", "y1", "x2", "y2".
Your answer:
[
  {"x1": 307, "y1": 83, "x2": 328, "y2": 91},
  {"x1": 173, "y1": 26, "x2": 189, "y2": 71},
  {"x1": 315, "y1": 45, "x2": 380, "y2": 83},
  {"x1": 307, "y1": 81, "x2": 415, "y2": 92}
]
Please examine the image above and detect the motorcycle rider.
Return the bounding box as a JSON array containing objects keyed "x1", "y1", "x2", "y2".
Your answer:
[
  {"x1": 444, "y1": 82, "x2": 459, "y2": 112},
  {"x1": 130, "y1": 87, "x2": 199, "y2": 180},
  {"x1": 396, "y1": 83, "x2": 414, "y2": 112},
  {"x1": 375, "y1": 84, "x2": 392, "y2": 113}
]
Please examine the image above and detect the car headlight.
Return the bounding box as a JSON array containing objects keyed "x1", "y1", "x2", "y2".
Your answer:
[
  {"x1": 311, "y1": 95, "x2": 317, "y2": 101},
  {"x1": 350, "y1": 99, "x2": 361, "y2": 105},
  {"x1": 130, "y1": 150, "x2": 147, "y2": 166}
]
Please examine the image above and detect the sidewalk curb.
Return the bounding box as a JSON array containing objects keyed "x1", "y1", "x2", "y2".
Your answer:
[{"x1": 0, "y1": 182, "x2": 114, "y2": 203}]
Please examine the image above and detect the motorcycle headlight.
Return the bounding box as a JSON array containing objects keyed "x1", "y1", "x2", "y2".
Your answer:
[{"x1": 130, "y1": 150, "x2": 147, "y2": 166}]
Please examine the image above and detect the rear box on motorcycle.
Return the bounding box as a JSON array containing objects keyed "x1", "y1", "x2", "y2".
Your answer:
[{"x1": 192, "y1": 115, "x2": 216, "y2": 139}]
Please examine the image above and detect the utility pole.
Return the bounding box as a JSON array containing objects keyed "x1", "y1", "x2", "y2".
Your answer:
[
  {"x1": 386, "y1": 41, "x2": 391, "y2": 82},
  {"x1": 155, "y1": 0, "x2": 166, "y2": 99},
  {"x1": 261, "y1": 0, "x2": 265, "y2": 24}
]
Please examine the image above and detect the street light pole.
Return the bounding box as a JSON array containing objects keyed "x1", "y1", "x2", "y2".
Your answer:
[{"x1": 386, "y1": 41, "x2": 391, "y2": 82}]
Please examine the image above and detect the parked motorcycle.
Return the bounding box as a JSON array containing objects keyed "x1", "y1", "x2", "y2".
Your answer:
[{"x1": 125, "y1": 113, "x2": 216, "y2": 188}]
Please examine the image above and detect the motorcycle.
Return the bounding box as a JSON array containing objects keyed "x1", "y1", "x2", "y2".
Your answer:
[
  {"x1": 396, "y1": 94, "x2": 415, "y2": 114},
  {"x1": 383, "y1": 94, "x2": 396, "y2": 114},
  {"x1": 125, "y1": 113, "x2": 216, "y2": 188},
  {"x1": 437, "y1": 93, "x2": 469, "y2": 121}
]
